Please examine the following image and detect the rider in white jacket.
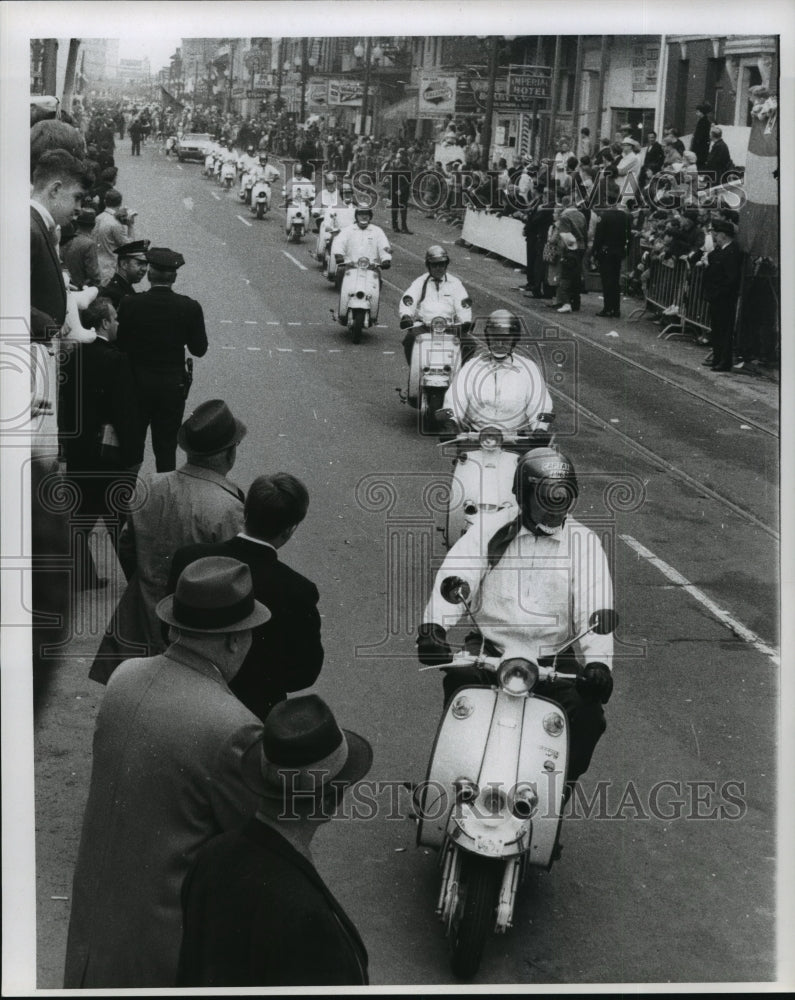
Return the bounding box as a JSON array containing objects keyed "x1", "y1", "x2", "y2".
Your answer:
[{"x1": 334, "y1": 206, "x2": 392, "y2": 272}]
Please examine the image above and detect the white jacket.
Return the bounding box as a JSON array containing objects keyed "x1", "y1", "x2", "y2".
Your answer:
[
  {"x1": 443, "y1": 351, "x2": 553, "y2": 431},
  {"x1": 399, "y1": 272, "x2": 472, "y2": 327},
  {"x1": 335, "y1": 223, "x2": 392, "y2": 265},
  {"x1": 424, "y1": 506, "x2": 614, "y2": 667}
]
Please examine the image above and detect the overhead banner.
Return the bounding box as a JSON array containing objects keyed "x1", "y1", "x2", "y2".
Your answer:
[{"x1": 418, "y1": 74, "x2": 457, "y2": 116}]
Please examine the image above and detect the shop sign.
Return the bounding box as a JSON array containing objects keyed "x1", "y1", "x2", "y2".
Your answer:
[
  {"x1": 328, "y1": 78, "x2": 368, "y2": 106},
  {"x1": 418, "y1": 74, "x2": 457, "y2": 115}
]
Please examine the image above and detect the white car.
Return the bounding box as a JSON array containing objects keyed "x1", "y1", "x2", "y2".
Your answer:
[{"x1": 176, "y1": 133, "x2": 213, "y2": 163}]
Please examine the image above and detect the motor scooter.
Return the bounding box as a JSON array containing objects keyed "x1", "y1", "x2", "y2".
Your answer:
[
  {"x1": 238, "y1": 168, "x2": 255, "y2": 203},
  {"x1": 203, "y1": 151, "x2": 216, "y2": 177},
  {"x1": 249, "y1": 177, "x2": 272, "y2": 219},
  {"x1": 220, "y1": 159, "x2": 236, "y2": 190},
  {"x1": 335, "y1": 257, "x2": 381, "y2": 343},
  {"x1": 404, "y1": 317, "x2": 462, "y2": 434},
  {"x1": 285, "y1": 194, "x2": 312, "y2": 243},
  {"x1": 165, "y1": 135, "x2": 177, "y2": 157},
  {"x1": 416, "y1": 577, "x2": 617, "y2": 979},
  {"x1": 440, "y1": 426, "x2": 554, "y2": 548},
  {"x1": 321, "y1": 206, "x2": 356, "y2": 281}
]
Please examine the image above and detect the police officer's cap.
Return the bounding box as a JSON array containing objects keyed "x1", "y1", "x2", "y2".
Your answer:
[
  {"x1": 114, "y1": 239, "x2": 151, "y2": 258},
  {"x1": 146, "y1": 247, "x2": 185, "y2": 269},
  {"x1": 710, "y1": 219, "x2": 735, "y2": 236}
]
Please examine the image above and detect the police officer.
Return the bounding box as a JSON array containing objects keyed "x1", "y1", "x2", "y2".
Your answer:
[
  {"x1": 117, "y1": 247, "x2": 208, "y2": 472},
  {"x1": 399, "y1": 246, "x2": 472, "y2": 364},
  {"x1": 99, "y1": 239, "x2": 151, "y2": 310},
  {"x1": 417, "y1": 448, "x2": 614, "y2": 786}
]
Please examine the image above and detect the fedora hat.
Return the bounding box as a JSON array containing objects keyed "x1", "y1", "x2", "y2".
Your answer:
[
  {"x1": 620, "y1": 137, "x2": 640, "y2": 150},
  {"x1": 242, "y1": 695, "x2": 373, "y2": 804},
  {"x1": 156, "y1": 556, "x2": 270, "y2": 633},
  {"x1": 177, "y1": 399, "x2": 247, "y2": 456}
]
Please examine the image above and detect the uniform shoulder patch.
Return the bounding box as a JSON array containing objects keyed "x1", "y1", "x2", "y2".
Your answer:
[
  {"x1": 461, "y1": 297, "x2": 472, "y2": 309},
  {"x1": 402, "y1": 295, "x2": 414, "y2": 306}
]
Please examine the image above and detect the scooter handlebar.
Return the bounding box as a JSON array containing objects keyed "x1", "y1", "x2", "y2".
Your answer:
[{"x1": 420, "y1": 650, "x2": 576, "y2": 683}]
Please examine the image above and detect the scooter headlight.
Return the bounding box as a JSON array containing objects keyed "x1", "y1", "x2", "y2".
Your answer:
[
  {"x1": 478, "y1": 427, "x2": 503, "y2": 450},
  {"x1": 479, "y1": 785, "x2": 507, "y2": 816},
  {"x1": 497, "y1": 658, "x2": 538, "y2": 696},
  {"x1": 430, "y1": 316, "x2": 447, "y2": 334},
  {"x1": 357, "y1": 256, "x2": 370, "y2": 269}
]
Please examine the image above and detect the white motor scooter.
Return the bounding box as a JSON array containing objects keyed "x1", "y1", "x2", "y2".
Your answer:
[
  {"x1": 285, "y1": 194, "x2": 312, "y2": 242},
  {"x1": 417, "y1": 577, "x2": 618, "y2": 979},
  {"x1": 220, "y1": 159, "x2": 236, "y2": 190},
  {"x1": 335, "y1": 257, "x2": 381, "y2": 343},
  {"x1": 249, "y1": 176, "x2": 272, "y2": 219},
  {"x1": 441, "y1": 426, "x2": 554, "y2": 548},
  {"x1": 405, "y1": 317, "x2": 462, "y2": 434},
  {"x1": 238, "y1": 168, "x2": 255, "y2": 203}
]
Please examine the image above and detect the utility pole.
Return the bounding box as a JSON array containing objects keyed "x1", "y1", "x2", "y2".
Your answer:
[
  {"x1": 62, "y1": 39, "x2": 81, "y2": 112},
  {"x1": 360, "y1": 36, "x2": 372, "y2": 136},
  {"x1": 480, "y1": 36, "x2": 499, "y2": 171},
  {"x1": 548, "y1": 35, "x2": 562, "y2": 156}
]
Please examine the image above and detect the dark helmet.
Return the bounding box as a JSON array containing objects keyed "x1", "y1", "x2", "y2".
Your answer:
[
  {"x1": 425, "y1": 244, "x2": 450, "y2": 267},
  {"x1": 512, "y1": 448, "x2": 578, "y2": 529},
  {"x1": 354, "y1": 205, "x2": 373, "y2": 221},
  {"x1": 484, "y1": 309, "x2": 521, "y2": 353}
]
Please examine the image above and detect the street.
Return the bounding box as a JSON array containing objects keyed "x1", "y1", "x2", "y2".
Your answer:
[{"x1": 34, "y1": 138, "x2": 779, "y2": 987}]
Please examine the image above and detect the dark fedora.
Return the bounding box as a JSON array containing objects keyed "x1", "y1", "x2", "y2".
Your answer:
[
  {"x1": 696, "y1": 102, "x2": 713, "y2": 114},
  {"x1": 177, "y1": 399, "x2": 247, "y2": 456},
  {"x1": 242, "y1": 695, "x2": 373, "y2": 803},
  {"x1": 156, "y1": 556, "x2": 271, "y2": 633},
  {"x1": 710, "y1": 218, "x2": 735, "y2": 236}
]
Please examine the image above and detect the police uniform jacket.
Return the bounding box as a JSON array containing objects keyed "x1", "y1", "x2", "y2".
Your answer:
[
  {"x1": 117, "y1": 285, "x2": 208, "y2": 369},
  {"x1": 99, "y1": 271, "x2": 138, "y2": 310},
  {"x1": 64, "y1": 645, "x2": 264, "y2": 988},
  {"x1": 424, "y1": 505, "x2": 614, "y2": 668},
  {"x1": 30, "y1": 204, "x2": 67, "y2": 340},
  {"x1": 592, "y1": 207, "x2": 633, "y2": 257},
  {"x1": 177, "y1": 818, "x2": 368, "y2": 987},
  {"x1": 335, "y1": 223, "x2": 392, "y2": 265},
  {"x1": 90, "y1": 465, "x2": 244, "y2": 682},
  {"x1": 443, "y1": 352, "x2": 553, "y2": 432},
  {"x1": 399, "y1": 272, "x2": 472, "y2": 327},
  {"x1": 702, "y1": 239, "x2": 742, "y2": 304}
]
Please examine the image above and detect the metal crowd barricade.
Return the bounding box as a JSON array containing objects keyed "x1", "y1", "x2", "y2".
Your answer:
[
  {"x1": 680, "y1": 262, "x2": 712, "y2": 341},
  {"x1": 628, "y1": 255, "x2": 691, "y2": 339}
]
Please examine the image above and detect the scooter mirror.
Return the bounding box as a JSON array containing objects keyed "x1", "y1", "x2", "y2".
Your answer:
[
  {"x1": 589, "y1": 609, "x2": 619, "y2": 635},
  {"x1": 441, "y1": 576, "x2": 470, "y2": 605}
]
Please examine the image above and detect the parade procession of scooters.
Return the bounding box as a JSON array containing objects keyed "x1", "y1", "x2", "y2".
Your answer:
[{"x1": 193, "y1": 144, "x2": 617, "y2": 979}]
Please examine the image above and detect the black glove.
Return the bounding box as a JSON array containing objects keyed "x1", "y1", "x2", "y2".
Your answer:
[
  {"x1": 417, "y1": 623, "x2": 452, "y2": 666},
  {"x1": 576, "y1": 662, "x2": 613, "y2": 704},
  {"x1": 380, "y1": 259, "x2": 391, "y2": 270},
  {"x1": 399, "y1": 316, "x2": 414, "y2": 330}
]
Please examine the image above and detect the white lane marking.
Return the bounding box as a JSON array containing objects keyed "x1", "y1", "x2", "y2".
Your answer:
[
  {"x1": 282, "y1": 250, "x2": 308, "y2": 271},
  {"x1": 308, "y1": 322, "x2": 322, "y2": 326},
  {"x1": 328, "y1": 349, "x2": 342, "y2": 353},
  {"x1": 219, "y1": 320, "x2": 232, "y2": 324},
  {"x1": 211, "y1": 191, "x2": 221, "y2": 200},
  {"x1": 276, "y1": 348, "x2": 292, "y2": 352},
  {"x1": 620, "y1": 534, "x2": 780, "y2": 666},
  {"x1": 237, "y1": 215, "x2": 253, "y2": 227},
  {"x1": 266, "y1": 321, "x2": 280, "y2": 326},
  {"x1": 382, "y1": 351, "x2": 396, "y2": 355},
  {"x1": 220, "y1": 345, "x2": 235, "y2": 350},
  {"x1": 287, "y1": 321, "x2": 302, "y2": 326},
  {"x1": 376, "y1": 324, "x2": 388, "y2": 329},
  {"x1": 247, "y1": 347, "x2": 261, "y2": 351},
  {"x1": 302, "y1": 349, "x2": 317, "y2": 353},
  {"x1": 176, "y1": 164, "x2": 183, "y2": 171},
  {"x1": 244, "y1": 320, "x2": 258, "y2": 325},
  {"x1": 182, "y1": 196, "x2": 194, "y2": 210}
]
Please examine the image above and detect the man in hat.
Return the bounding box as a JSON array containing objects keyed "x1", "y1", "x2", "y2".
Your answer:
[
  {"x1": 60, "y1": 207, "x2": 101, "y2": 289},
  {"x1": 90, "y1": 399, "x2": 247, "y2": 682},
  {"x1": 167, "y1": 473, "x2": 323, "y2": 722},
  {"x1": 615, "y1": 137, "x2": 641, "y2": 204},
  {"x1": 99, "y1": 239, "x2": 151, "y2": 308},
  {"x1": 641, "y1": 130, "x2": 665, "y2": 182},
  {"x1": 698, "y1": 218, "x2": 742, "y2": 373},
  {"x1": 117, "y1": 246, "x2": 208, "y2": 472},
  {"x1": 691, "y1": 103, "x2": 713, "y2": 170},
  {"x1": 65, "y1": 557, "x2": 271, "y2": 989},
  {"x1": 177, "y1": 694, "x2": 371, "y2": 987}
]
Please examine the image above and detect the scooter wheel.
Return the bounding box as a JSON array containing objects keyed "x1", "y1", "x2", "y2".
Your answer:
[
  {"x1": 348, "y1": 311, "x2": 365, "y2": 344},
  {"x1": 256, "y1": 202, "x2": 264, "y2": 220},
  {"x1": 420, "y1": 387, "x2": 446, "y2": 435},
  {"x1": 448, "y1": 854, "x2": 502, "y2": 980}
]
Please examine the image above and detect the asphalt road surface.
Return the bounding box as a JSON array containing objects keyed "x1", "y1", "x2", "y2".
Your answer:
[{"x1": 33, "y1": 137, "x2": 780, "y2": 987}]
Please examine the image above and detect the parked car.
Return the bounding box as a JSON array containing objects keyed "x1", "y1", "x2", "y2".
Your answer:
[{"x1": 176, "y1": 133, "x2": 212, "y2": 162}]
